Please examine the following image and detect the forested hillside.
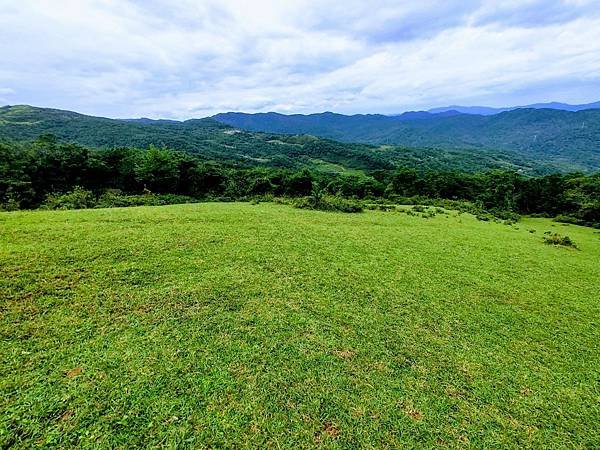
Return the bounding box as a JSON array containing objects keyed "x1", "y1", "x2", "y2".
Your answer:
[
  {"x1": 0, "y1": 105, "x2": 563, "y2": 174},
  {"x1": 214, "y1": 109, "x2": 600, "y2": 172}
]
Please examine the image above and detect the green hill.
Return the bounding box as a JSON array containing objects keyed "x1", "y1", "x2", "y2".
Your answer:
[
  {"x1": 214, "y1": 109, "x2": 600, "y2": 172},
  {"x1": 0, "y1": 105, "x2": 561, "y2": 174},
  {"x1": 2, "y1": 202, "x2": 599, "y2": 447}
]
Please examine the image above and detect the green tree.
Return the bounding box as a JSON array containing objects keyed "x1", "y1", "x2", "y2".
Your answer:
[{"x1": 135, "y1": 146, "x2": 179, "y2": 193}]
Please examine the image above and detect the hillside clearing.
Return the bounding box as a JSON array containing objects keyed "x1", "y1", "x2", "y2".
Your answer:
[{"x1": 1, "y1": 203, "x2": 599, "y2": 448}]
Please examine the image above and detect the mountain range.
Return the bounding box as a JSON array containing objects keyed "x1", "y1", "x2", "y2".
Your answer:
[
  {"x1": 1, "y1": 104, "x2": 599, "y2": 173},
  {"x1": 426, "y1": 100, "x2": 600, "y2": 116},
  {"x1": 213, "y1": 108, "x2": 600, "y2": 172}
]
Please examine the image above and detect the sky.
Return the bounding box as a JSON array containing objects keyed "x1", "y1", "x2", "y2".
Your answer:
[{"x1": 1, "y1": 0, "x2": 600, "y2": 119}]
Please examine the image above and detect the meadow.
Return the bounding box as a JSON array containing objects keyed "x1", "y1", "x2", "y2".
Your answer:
[{"x1": 1, "y1": 202, "x2": 599, "y2": 448}]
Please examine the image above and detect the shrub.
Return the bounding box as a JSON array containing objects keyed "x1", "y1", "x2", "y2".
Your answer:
[
  {"x1": 543, "y1": 233, "x2": 577, "y2": 249},
  {"x1": 0, "y1": 195, "x2": 20, "y2": 212},
  {"x1": 488, "y1": 209, "x2": 521, "y2": 222},
  {"x1": 363, "y1": 203, "x2": 395, "y2": 212},
  {"x1": 43, "y1": 186, "x2": 96, "y2": 210},
  {"x1": 293, "y1": 195, "x2": 362, "y2": 213},
  {"x1": 97, "y1": 191, "x2": 195, "y2": 208}
]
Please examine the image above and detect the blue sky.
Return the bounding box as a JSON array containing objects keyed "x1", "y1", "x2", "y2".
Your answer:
[{"x1": 1, "y1": 0, "x2": 599, "y2": 119}]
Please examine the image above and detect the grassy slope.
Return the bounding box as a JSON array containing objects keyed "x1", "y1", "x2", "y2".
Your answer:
[{"x1": 1, "y1": 203, "x2": 599, "y2": 448}]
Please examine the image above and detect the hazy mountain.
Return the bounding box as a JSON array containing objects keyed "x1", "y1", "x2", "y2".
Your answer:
[
  {"x1": 428, "y1": 101, "x2": 600, "y2": 116},
  {"x1": 122, "y1": 118, "x2": 181, "y2": 125},
  {"x1": 391, "y1": 110, "x2": 464, "y2": 120}
]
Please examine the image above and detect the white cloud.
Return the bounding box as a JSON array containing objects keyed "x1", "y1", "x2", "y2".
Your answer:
[{"x1": 0, "y1": 0, "x2": 599, "y2": 118}]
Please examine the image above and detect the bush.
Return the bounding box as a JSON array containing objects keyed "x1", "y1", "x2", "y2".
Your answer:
[
  {"x1": 488, "y1": 209, "x2": 521, "y2": 222},
  {"x1": 0, "y1": 195, "x2": 20, "y2": 212},
  {"x1": 43, "y1": 186, "x2": 96, "y2": 210},
  {"x1": 97, "y1": 191, "x2": 196, "y2": 208},
  {"x1": 293, "y1": 195, "x2": 362, "y2": 213},
  {"x1": 543, "y1": 233, "x2": 577, "y2": 248},
  {"x1": 363, "y1": 203, "x2": 396, "y2": 212}
]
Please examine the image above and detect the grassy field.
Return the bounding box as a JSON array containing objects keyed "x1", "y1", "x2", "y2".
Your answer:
[{"x1": 1, "y1": 203, "x2": 599, "y2": 448}]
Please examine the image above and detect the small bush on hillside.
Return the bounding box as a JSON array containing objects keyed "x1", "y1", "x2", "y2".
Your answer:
[
  {"x1": 0, "y1": 195, "x2": 20, "y2": 212},
  {"x1": 293, "y1": 195, "x2": 362, "y2": 213},
  {"x1": 421, "y1": 209, "x2": 437, "y2": 219},
  {"x1": 97, "y1": 190, "x2": 144, "y2": 208},
  {"x1": 489, "y1": 209, "x2": 521, "y2": 222},
  {"x1": 543, "y1": 233, "x2": 577, "y2": 249},
  {"x1": 364, "y1": 203, "x2": 410, "y2": 212},
  {"x1": 97, "y1": 191, "x2": 195, "y2": 208},
  {"x1": 43, "y1": 186, "x2": 96, "y2": 210}
]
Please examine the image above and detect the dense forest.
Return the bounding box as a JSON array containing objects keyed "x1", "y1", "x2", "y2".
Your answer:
[{"x1": 1, "y1": 136, "x2": 598, "y2": 227}]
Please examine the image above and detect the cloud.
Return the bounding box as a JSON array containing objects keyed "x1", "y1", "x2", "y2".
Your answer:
[
  {"x1": 0, "y1": 0, "x2": 599, "y2": 118},
  {"x1": 471, "y1": 0, "x2": 600, "y2": 27}
]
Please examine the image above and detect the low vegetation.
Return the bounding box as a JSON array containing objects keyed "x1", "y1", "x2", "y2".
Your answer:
[
  {"x1": 1, "y1": 203, "x2": 598, "y2": 447},
  {"x1": 290, "y1": 185, "x2": 363, "y2": 213},
  {"x1": 543, "y1": 232, "x2": 578, "y2": 248}
]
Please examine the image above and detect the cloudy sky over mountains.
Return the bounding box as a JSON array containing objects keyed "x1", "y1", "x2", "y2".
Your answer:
[{"x1": 1, "y1": 0, "x2": 599, "y2": 119}]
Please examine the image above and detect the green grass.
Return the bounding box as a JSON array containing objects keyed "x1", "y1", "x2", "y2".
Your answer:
[{"x1": 1, "y1": 203, "x2": 599, "y2": 448}]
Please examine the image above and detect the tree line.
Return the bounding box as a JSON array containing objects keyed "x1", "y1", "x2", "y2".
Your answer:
[{"x1": 1, "y1": 136, "x2": 598, "y2": 227}]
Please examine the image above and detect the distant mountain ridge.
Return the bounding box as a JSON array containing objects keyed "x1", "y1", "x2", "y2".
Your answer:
[
  {"x1": 391, "y1": 110, "x2": 464, "y2": 120},
  {"x1": 427, "y1": 100, "x2": 600, "y2": 116}
]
